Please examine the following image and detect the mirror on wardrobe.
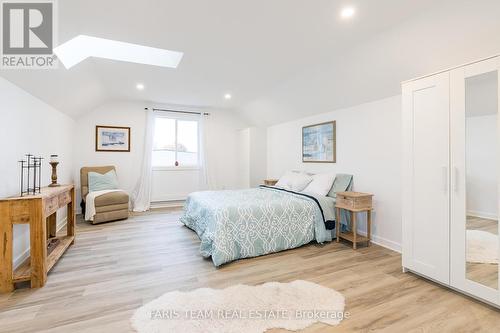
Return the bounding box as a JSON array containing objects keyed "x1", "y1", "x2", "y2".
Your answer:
[{"x1": 465, "y1": 71, "x2": 499, "y2": 289}]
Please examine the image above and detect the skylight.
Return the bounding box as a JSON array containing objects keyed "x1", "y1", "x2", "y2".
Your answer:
[{"x1": 54, "y1": 35, "x2": 184, "y2": 69}]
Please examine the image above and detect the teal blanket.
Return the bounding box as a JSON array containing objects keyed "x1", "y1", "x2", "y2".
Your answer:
[{"x1": 180, "y1": 186, "x2": 334, "y2": 266}]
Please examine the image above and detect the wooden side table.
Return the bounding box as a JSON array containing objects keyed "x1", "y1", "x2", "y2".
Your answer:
[
  {"x1": 335, "y1": 192, "x2": 373, "y2": 249},
  {"x1": 263, "y1": 179, "x2": 279, "y2": 186}
]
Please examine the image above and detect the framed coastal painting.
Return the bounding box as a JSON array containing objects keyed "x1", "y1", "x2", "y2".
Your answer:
[
  {"x1": 302, "y1": 121, "x2": 336, "y2": 163},
  {"x1": 95, "y1": 125, "x2": 131, "y2": 152}
]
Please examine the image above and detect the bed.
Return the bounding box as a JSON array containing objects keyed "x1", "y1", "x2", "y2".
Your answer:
[{"x1": 180, "y1": 174, "x2": 353, "y2": 266}]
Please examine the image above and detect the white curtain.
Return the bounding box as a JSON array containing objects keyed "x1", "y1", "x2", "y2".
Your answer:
[
  {"x1": 198, "y1": 113, "x2": 215, "y2": 190},
  {"x1": 131, "y1": 109, "x2": 156, "y2": 212}
]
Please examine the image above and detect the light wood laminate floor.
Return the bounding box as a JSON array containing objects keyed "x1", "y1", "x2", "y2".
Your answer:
[{"x1": 0, "y1": 209, "x2": 499, "y2": 333}]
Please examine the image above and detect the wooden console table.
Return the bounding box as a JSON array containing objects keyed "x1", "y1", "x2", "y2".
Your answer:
[{"x1": 0, "y1": 185, "x2": 76, "y2": 293}]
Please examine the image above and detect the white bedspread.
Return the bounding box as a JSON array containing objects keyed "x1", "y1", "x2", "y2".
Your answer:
[{"x1": 85, "y1": 190, "x2": 123, "y2": 221}]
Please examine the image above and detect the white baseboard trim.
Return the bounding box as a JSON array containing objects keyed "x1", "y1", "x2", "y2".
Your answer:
[
  {"x1": 150, "y1": 200, "x2": 185, "y2": 209},
  {"x1": 151, "y1": 196, "x2": 188, "y2": 203},
  {"x1": 467, "y1": 210, "x2": 497, "y2": 220},
  {"x1": 13, "y1": 217, "x2": 68, "y2": 270},
  {"x1": 13, "y1": 248, "x2": 30, "y2": 271},
  {"x1": 356, "y1": 230, "x2": 401, "y2": 253}
]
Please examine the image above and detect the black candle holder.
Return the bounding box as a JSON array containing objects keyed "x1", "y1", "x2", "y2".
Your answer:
[{"x1": 18, "y1": 154, "x2": 43, "y2": 196}]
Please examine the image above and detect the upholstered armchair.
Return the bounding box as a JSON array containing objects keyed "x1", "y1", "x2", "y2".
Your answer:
[{"x1": 80, "y1": 166, "x2": 129, "y2": 224}]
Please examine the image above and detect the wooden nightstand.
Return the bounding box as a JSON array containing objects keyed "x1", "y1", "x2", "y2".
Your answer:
[
  {"x1": 335, "y1": 192, "x2": 373, "y2": 249},
  {"x1": 263, "y1": 179, "x2": 279, "y2": 186}
]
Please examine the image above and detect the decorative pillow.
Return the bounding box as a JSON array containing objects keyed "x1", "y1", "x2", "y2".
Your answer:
[
  {"x1": 327, "y1": 174, "x2": 353, "y2": 198},
  {"x1": 302, "y1": 173, "x2": 336, "y2": 196},
  {"x1": 88, "y1": 170, "x2": 119, "y2": 192},
  {"x1": 292, "y1": 170, "x2": 315, "y2": 176},
  {"x1": 275, "y1": 171, "x2": 312, "y2": 192}
]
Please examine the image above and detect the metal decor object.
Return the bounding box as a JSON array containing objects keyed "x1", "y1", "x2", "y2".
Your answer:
[{"x1": 18, "y1": 154, "x2": 43, "y2": 196}]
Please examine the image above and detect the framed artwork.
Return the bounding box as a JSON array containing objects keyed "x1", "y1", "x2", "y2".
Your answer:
[
  {"x1": 302, "y1": 121, "x2": 336, "y2": 163},
  {"x1": 95, "y1": 125, "x2": 131, "y2": 152}
]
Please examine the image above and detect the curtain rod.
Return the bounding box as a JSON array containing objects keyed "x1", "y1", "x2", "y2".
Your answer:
[{"x1": 145, "y1": 107, "x2": 210, "y2": 116}]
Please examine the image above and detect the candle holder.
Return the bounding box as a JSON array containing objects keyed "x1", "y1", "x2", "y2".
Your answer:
[
  {"x1": 18, "y1": 154, "x2": 43, "y2": 196},
  {"x1": 49, "y1": 161, "x2": 60, "y2": 187}
]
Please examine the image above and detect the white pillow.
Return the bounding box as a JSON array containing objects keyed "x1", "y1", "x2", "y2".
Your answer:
[
  {"x1": 275, "y1": 171, "x2": 312, "y2": 192},
  {"x1": 292, "y1": 170, "x2": 315, "y2": 176},
  {"x1": 301, "y1": 173, "x2": 336, "y2": 196}
]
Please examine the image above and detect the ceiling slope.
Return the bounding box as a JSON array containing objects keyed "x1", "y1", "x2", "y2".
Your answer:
[{"x1": 3, "y1": 0, "x2": 499, "y2": 125}]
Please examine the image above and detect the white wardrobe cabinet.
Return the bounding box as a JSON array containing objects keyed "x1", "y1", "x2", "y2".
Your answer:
[{"x1": 402, "y1": 56, "x2": 500, "y2": 307}]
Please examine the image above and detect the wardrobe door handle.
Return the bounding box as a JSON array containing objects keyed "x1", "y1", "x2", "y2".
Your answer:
[
  {"x1": 453, "y1": 167, "x2": 459, "y2": 192},
  {"x1": 442, "y1": 166, "x2": 448, "y2": 193}
]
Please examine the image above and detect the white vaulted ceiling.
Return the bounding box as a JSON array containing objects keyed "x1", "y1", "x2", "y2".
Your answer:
[{"x1": 1, "y1": 0, "x2": 500, "y2": 125}]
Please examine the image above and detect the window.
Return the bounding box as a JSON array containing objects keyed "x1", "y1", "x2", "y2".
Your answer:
[{"x1": 152, "y1": 117, "x2": 199, "y2": 168}]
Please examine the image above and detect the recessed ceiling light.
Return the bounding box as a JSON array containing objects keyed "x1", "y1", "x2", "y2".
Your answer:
[
  {"x1": 54, "y1": 35, "x2": 184, "y2": 69},
  {"x1": 136, "y1": 83, "x2": 145, "y2": 91},
  {"x1": 224, "y1": 93, "x2": 232, "y2": 100},
  {"x1": 340, "y1": 7, "x2": 355, "y2": 19}
]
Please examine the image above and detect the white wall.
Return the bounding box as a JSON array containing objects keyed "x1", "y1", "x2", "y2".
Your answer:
[
  {"x1": 73, "y1": 102, "x2": 250, "y2": 208},
  {"x1": 249, "y1": 127, "x2": 268, "y2": 187},
  {"x1": 466, "y1": 115, "x2": 498, "y2": 219},
  {"x1": 238, "y1": 128, "x2": 251, "y2": 189},
  {"x1": 151, "y1": 169, "x2": 202, "y2": 202},
  {"x1": 237, "y1": 126, "x2": 268, "y2": 188},
  {"x1": 267, "y1": 96, "x2": 402, "y2": 251},
  {"x1": 73, "y1": 102, "x2": 145, "y2": 207},
  {"x1": 0, "y1": 78, "x2": 75, "y2": 267},
  {"x1": 202, "y1": 108, "x2": 251, "y2": 191}
]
